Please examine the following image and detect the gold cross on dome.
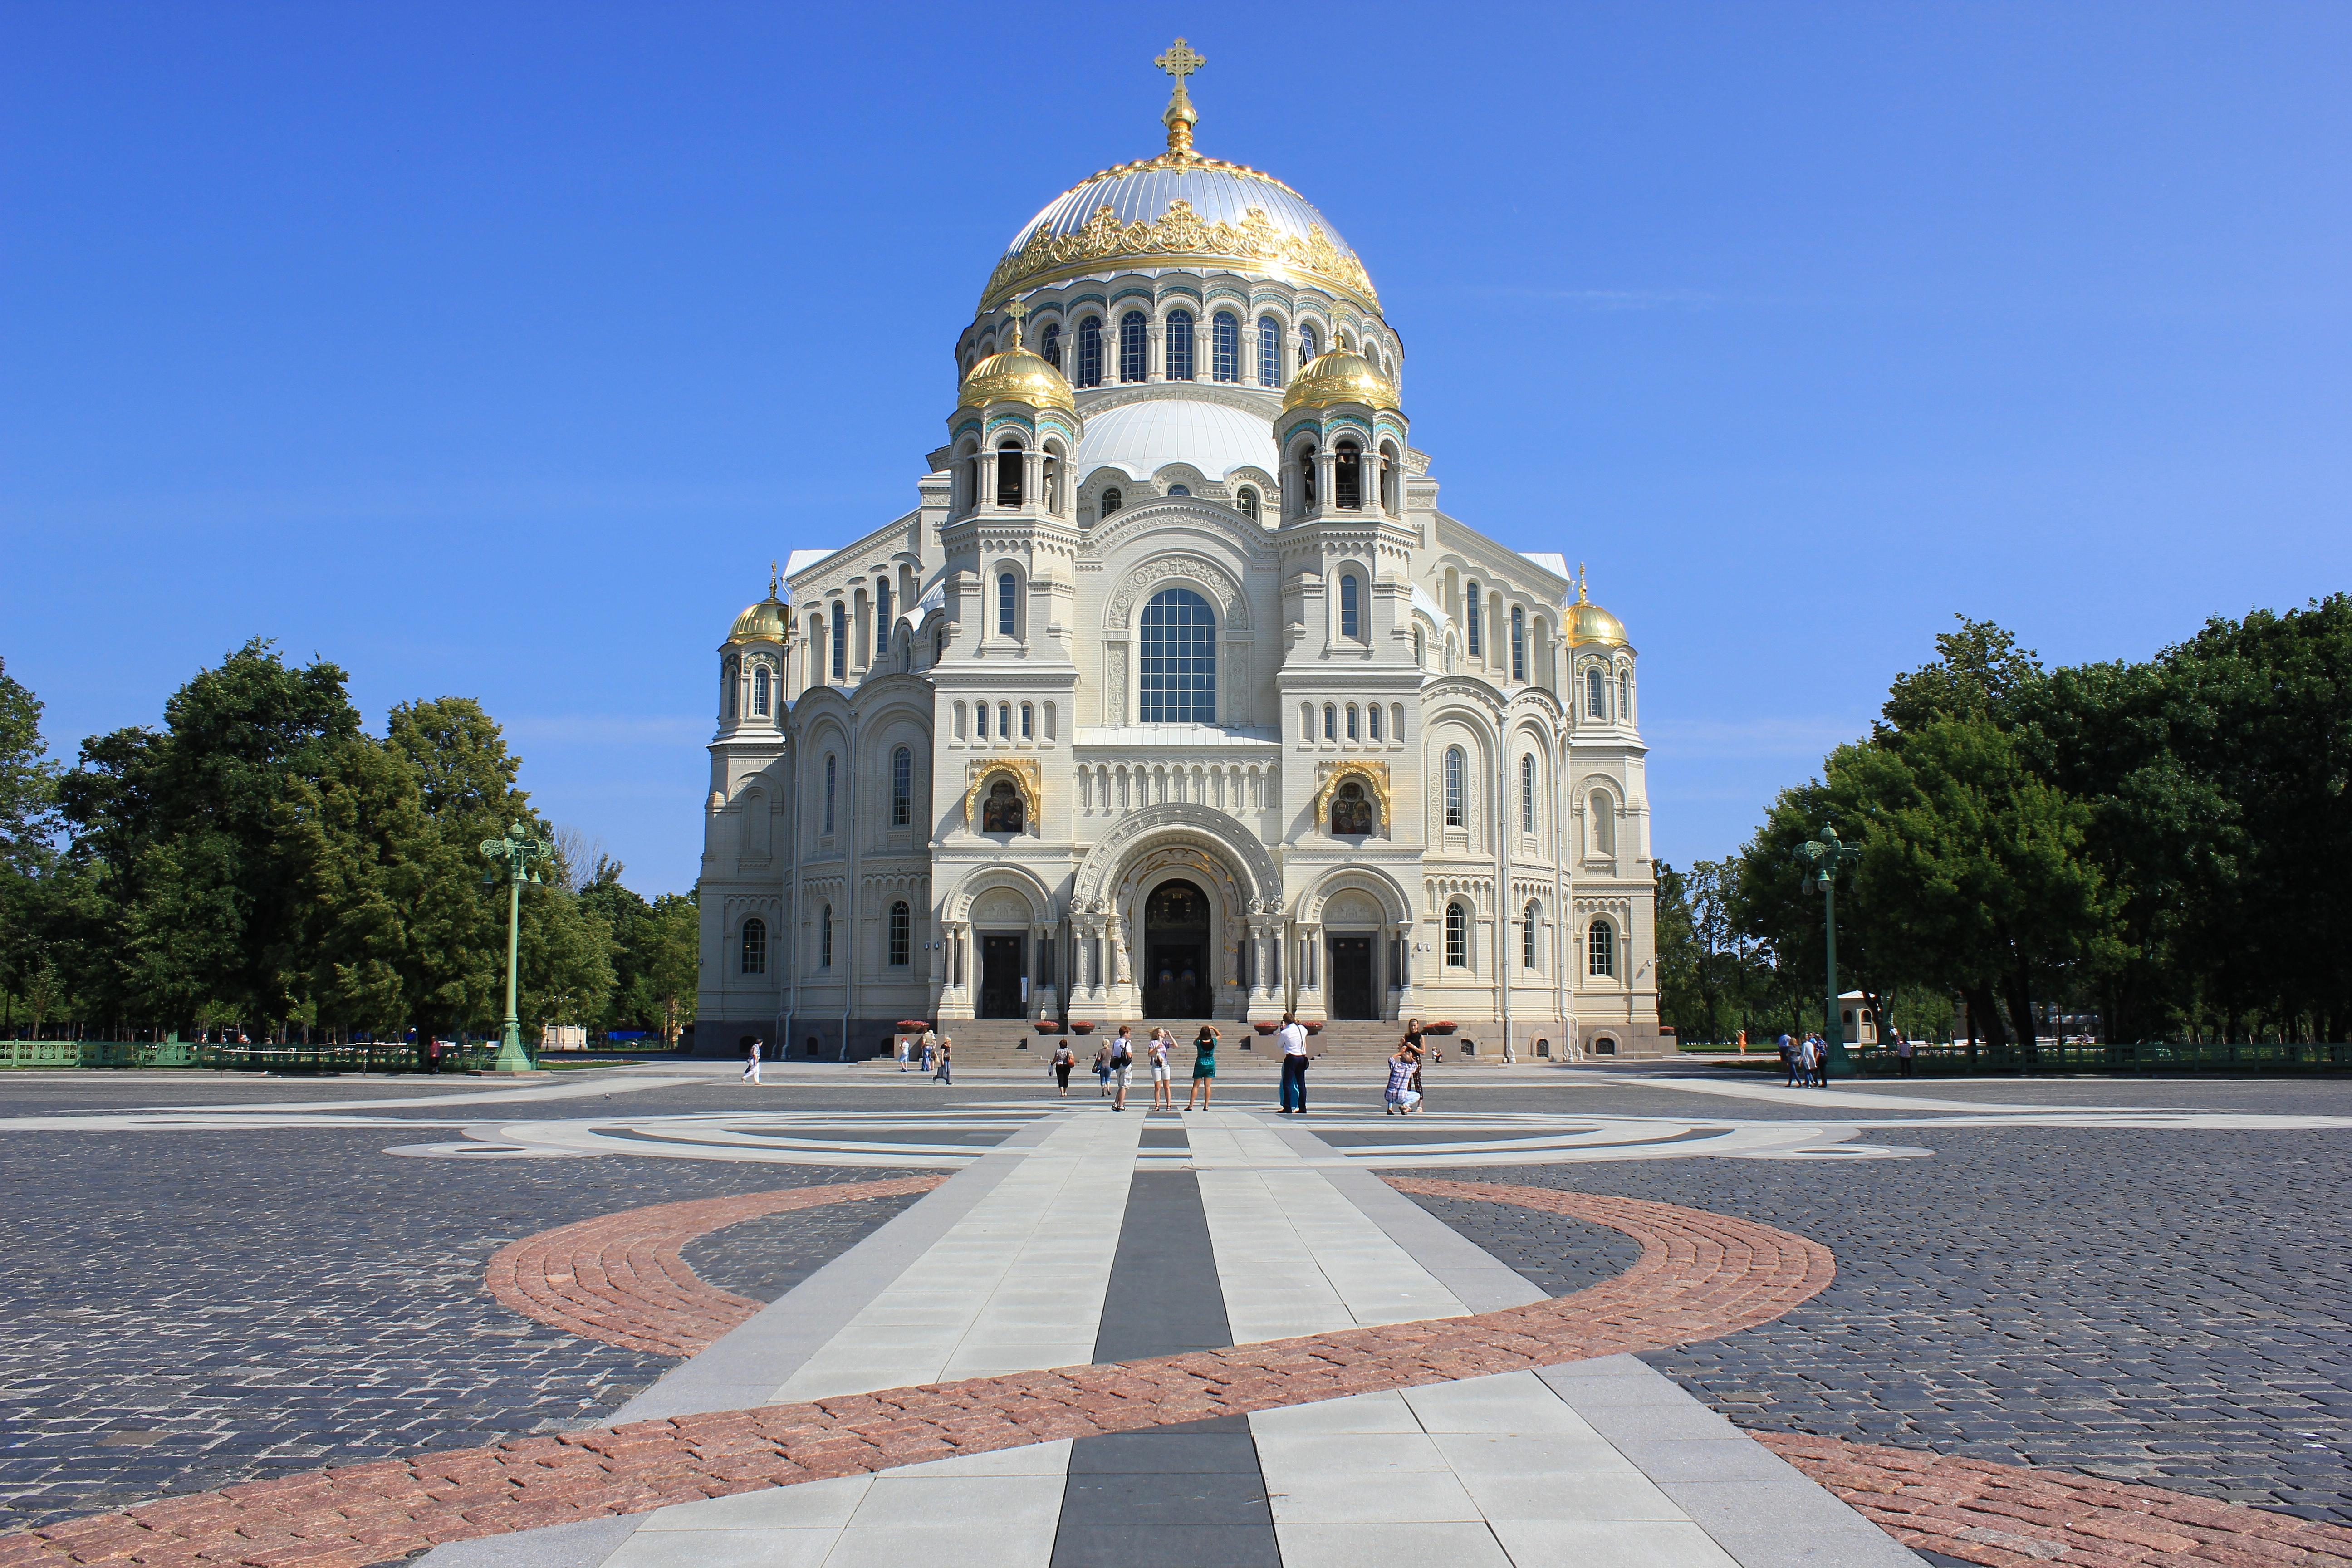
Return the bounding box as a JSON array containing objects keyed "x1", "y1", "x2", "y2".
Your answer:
[
  {"x1": 1156, "y1": 37, "x2": 1205, "y2": 85},
  {"x1": 769, "y1": 559, "x2": 780, "y2": 596},
  {"x1": 1004, "y1": 296, "x2": 1029, "y2": 347}
]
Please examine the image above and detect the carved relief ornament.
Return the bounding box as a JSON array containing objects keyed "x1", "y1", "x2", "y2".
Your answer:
[
  {"x1": 981, "y1": 196, "x2": 1378, "y2": 311},
  {"x1": 1103, "y1": 553, "x2": 1249, "y2": 629}
]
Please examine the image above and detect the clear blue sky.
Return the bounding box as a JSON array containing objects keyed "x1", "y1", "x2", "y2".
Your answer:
[{"x1": 5, "y1": 1, "x2": 2347, "y2": 897}]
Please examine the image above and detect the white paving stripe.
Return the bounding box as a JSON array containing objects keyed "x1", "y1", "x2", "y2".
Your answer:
[{"x1": 769, "y1": 1111, "x2": 1143, "y2": 1399}]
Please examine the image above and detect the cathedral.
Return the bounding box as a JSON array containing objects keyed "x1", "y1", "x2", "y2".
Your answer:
[{"x1": 695, "y1": 44, "x2": 1662, "y2": 1060}]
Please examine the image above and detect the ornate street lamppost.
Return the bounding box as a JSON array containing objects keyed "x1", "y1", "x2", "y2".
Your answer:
[
  {"x1": 480, "y1": 820, "x2": 552, "y2": 1075},
  {"x1": 1797, "y1": 828, "x2": 1861, "y2": 1078}
]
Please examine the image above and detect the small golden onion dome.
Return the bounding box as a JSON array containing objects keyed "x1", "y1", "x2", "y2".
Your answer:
[
  {"x1": 1566, "y1": 565, "x2": 1628, "y2": 648},
  {"x1": 1281, "y1": 349, "x2": 1398, "y2": 414},
  {"x1": 958, "y1": 305, "x2": 1075, "y2": 413},
  {"x1": 729, "y1": 595, "x2": 789, "y2": 644}
]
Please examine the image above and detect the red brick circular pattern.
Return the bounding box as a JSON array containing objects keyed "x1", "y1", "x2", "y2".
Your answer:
[
  {"x1": 1761, "y1": 1431, "x2": 2352, "y2": 1567},
  {"x1": 0, "y1": 1180, "x2": 1831, "y2": 1568},
  {"x1": 485, "y1": 1177, "x2": 948, "y2": 1357},
  {"x1": 15, "y1": 1178, "x2": 2336, "y2": 1568}
]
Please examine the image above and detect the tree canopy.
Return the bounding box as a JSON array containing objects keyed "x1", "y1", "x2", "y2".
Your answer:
[
  {"x1": 1656, "y1": 599, "x2": 2352, "y2": 1045},
  {"x1": 1, "y1": 645, "x2": 695, "y2": 1045}
]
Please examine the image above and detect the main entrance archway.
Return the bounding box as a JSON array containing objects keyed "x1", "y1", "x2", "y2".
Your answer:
[{"x1": 1143, "y1": 880, "x2": 1212, "y2": 1017}]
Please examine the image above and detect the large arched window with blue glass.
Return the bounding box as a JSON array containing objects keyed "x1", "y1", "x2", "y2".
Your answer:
[
  {"x1": 1212, "y1": 312, "x2": 1239, "y2": 382},
  {"x1": 1138, "y1": 588, "x2": 1218, "y2": 724},
  {"x1": 1257, "y1": 317, "x2": 1283, "y2": 385}
]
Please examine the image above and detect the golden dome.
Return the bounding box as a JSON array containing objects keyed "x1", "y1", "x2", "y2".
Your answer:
[
  {"x1": 728, "y1": 562, "x2": 789, "y2": 643},
  {"x1": 958, "y1": 307, "x2": 1075, "y2": 412},
  {"x1": 729, "y1": 595, "x2": 788, "y2": 644},
  {"x1": 1280, "y1": 349, "x2": 1398, "y2": 414},
  {"x1": 1566, "y1": 565, "x2": 1629, "y2": 648}
]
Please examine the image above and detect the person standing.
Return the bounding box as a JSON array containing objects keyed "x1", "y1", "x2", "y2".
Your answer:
[
  {"x1": 1186, "y1": 1024, "x2": 1220, "y2": 1109},
  {"x1": 1779, "y1": 1030, "x2": 1798, "y2": 1087},
  {"x1": 1148, "y1": 1029, "x2": 1174, "y2": 1108},
  {"x1": 932, "y1": 1034, "x2": 953, "y2": 1084},
  {"x1": 742, "y1": 1037, "x2": 763, "y2": 1085},
  {"x1": 919, "y1": 1026, "x2": 938, "y2": 1076},
  {"x1": 1108, "y1": 1027, "x2": 1135, "y2": 1111},
  {"x1": 1051, "y1": 1040, "x2": 1076, "y2": 1096},
  {"x1": 1094, "y1": 1039, "x2": 1114, "y2": 1096},
  {"x1": 896, "y1": 1034, "x2": 911, "y2": 1072},
  {"x1": 1894, "y1": 1028, "x2": 1916, "y2": 1078},
  {"x1": 1274, "y1": 1013, "x2": 1310, "y2": 1114}
]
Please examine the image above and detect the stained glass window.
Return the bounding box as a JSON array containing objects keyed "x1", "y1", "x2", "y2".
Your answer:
[{"x1": 1138, "y1": 587, "x2": 1217, "y2": 723}]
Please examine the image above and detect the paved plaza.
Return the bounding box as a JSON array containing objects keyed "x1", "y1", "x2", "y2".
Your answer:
[{"x1": 1, "y1": 1063, "x2": 2350, "y2": 1567}]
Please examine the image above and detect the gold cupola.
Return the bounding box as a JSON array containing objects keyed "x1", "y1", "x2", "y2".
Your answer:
[
  {"x1": 1566, "y1": 564, "x2": 1629, "y2": 648},
  {"x1": 729, "y1": 563, "x2": 790, "y2": 644},
  {"x1": 1280, "y1": 349, "x2": 1399, "y2": 415},
  {"x1": 957, "y1": 300, "x2": 1075, "y2": 413}
]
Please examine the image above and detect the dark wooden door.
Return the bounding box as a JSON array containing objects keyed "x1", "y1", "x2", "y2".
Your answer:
[
  {"x1": 980, "y1": 934, "x2": 1025, "y2": 1018},
  {"x1": 1327, "y1": 937, "x2": 1375, "y2": 1019}
]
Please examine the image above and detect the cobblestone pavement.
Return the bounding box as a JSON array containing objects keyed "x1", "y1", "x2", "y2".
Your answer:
[
  {"x1": 1409, "y1": 1098, "x2": 2352, "y2": 1526},
  {"x1": 0, "y1": 1125, "x2": 918, "y2": 1530}
]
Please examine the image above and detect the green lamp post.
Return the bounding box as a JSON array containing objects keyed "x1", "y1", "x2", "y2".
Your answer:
[
  {"x1": 1796, "y1": 828, "x2": 1861, "y2": 1078},
  {"x1": 480, "y1": 819, "x2": 552, "y2": 1075}
]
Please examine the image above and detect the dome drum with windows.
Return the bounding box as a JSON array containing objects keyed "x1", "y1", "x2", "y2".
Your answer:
[{"x1": 694, "y1": 39, "x2": 1665, "y2": 1063}]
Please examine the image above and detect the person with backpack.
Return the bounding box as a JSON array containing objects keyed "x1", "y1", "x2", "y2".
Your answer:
[{"x1": 1108, "y1": 1026, "x2": 1135, "y2": 1111}]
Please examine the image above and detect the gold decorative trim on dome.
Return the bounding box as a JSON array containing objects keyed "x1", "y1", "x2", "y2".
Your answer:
[{"x1": 981, "y1": 196, "x2": 1378, "y2": 312}]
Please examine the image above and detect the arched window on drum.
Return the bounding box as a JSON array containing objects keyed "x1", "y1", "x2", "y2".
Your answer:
[
  {"x1": 1076, "y1": 316, "x2": 1103, "y2": 387},
  {"x1": 1212, "y1": 311, "x2": 1239, "y2": 382},
  {"x1": 1165, "y1": 309, "x2": 1195, "y2": 381},
  {"x1": 1298, "y1": 322, "x2": 1320, "y2": 369},
  {"x1": 1138, "y1": 588, "x2": 1217, "y2": 724},
  {"x1": 1120, "y1": 311, "x2": 1148, "y2": 382},
  {"x1": 1258, "y1": 316, "x2": 1283, "y2": 385}
]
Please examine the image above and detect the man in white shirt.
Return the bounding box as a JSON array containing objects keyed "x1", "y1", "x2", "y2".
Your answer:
[{"x1": 1275, "y1": 1013, "x2": 1311, "y2": 1115}]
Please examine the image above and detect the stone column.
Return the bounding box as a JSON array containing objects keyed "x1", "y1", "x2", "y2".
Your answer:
[
  {"x1": 1024, "y1": 450, "x2": 1044, "y2": 512},
  {"x1": 1314, "y1": 449, "x2": 1337, "y2": 517},
  {"x1": 1147, "y1": 320, "x2": 1166, "y2": 382}
]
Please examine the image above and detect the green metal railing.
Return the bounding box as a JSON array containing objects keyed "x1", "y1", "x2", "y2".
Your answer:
[{"x1": 0, "y1": 1040, "x2": 534, "y2": 1073}]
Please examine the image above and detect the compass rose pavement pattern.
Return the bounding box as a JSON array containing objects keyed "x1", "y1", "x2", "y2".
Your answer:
[{"x1": 1, "y1": 1064, "x2": 2350, "y2": 1568}]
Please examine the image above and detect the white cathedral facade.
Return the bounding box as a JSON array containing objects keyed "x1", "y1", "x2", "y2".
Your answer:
[{"x1": 695, "y1": 54, "x2": 1662, "y2": 1060}]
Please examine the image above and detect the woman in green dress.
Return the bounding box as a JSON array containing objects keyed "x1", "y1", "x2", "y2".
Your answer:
[{"x1": 1185, "y1": 1024, "x2": 1220, "y2": 1108}]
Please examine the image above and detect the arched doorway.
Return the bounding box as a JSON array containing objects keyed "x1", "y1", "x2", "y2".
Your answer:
[{"x1": 1143, "y1": 879, "x2": 1212, "y2": 1018}]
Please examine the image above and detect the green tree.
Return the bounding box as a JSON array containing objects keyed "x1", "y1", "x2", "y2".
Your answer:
[{"x1": 58, "y1": 641, "x2": 362, "y2": 1031}]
